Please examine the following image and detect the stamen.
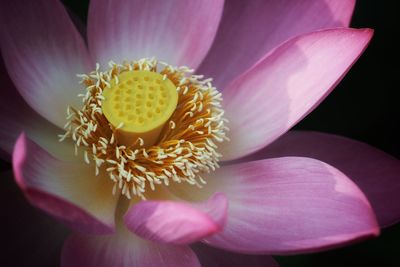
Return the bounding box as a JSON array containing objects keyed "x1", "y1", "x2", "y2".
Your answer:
[{"x1": 61, "y1": 58, "x2": 228, "y2": 199}]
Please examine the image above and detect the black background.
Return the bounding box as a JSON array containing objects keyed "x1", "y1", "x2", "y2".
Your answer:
[{"x1": 1, "y1": 0, "x2": 399, "y2": 266}]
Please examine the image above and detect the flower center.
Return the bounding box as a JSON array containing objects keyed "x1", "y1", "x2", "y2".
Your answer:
[
  {"x1": 61, "y1": 58, "x2": 229, "y2": 199},
  {"x1": 102, "y1": 70, "x2": 178, "y2": 147}
]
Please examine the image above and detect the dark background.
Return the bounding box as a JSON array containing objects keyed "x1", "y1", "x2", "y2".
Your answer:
[{"x1": 1, "y1": 0, "x2": 399, "y2": 266}]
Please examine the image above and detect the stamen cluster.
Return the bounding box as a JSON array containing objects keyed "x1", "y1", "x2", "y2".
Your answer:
[{"x1": 60, "y1": 58, "x2": 229, "y2": 199}]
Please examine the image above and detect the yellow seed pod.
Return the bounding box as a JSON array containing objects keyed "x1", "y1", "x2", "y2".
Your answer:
[{"x1": 102, "y1": 70, "x2": 178, "y2": 146}]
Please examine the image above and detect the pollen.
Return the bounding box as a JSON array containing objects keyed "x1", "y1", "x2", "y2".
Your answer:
[
  {"x1": 102, "y1": 70, "x2": 178, "y2": 147},
  {"x1": 60, "y1": 58, "x2": 229, "y2": 199}
]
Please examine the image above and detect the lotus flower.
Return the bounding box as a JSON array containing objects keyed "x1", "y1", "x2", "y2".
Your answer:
[{"x1": 1, "y1": 0, "x2": 399, "y2": 266}]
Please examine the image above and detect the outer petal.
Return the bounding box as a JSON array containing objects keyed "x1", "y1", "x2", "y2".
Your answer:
[
  {"x1": 88, "y1": 0, "x2": 224, "y2": 69},
  {"x1": 220, "y1": 28, "x2": 373, "y2": 161},
  {"x1": 0, "y1": 0, "x2": 92, "y2": 128},
  {"x1": 200, "y1": 157, "x2": 379, "y2": 254},
  {"x1": 124, "y1": 192, "x2": 228, "y2": 245},
  {"x1": 192, "y1": 243, "x2": 280, "y2": 267},
  {"x1": 244, "y1": 131, "x2": 400, "y2": 228},
  {"x1": 198, "y1": 0, "x2": 356, "y2": 89},
  {"x1": 0, "y1": 60, "x2": 77, "y2": 161},
  {"x1": 62, "y1": 231, "x2": 201, "y2": 267},
  {"x1": 12, "y1": 134, "x2": 119, "y2": 234}
]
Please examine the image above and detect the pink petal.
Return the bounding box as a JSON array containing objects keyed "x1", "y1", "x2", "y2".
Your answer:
[
  {"x1": 220, "y1": 28, "x2": 373, "y2": 161},
  {"x1": 198, "y1": 0, "x2": 356, "y2": 89},
  {"x1": 0, "y1": 60, "x2": 78, "y2": 161},
  {"x1": 12, "y1": 133, "x2": 119, "y2": 234},
  {"x1": 0, "y1": 60, "x2": 45, "y2": 156},
  {"x1": 202, "y1": 157, "x2": 379, "y2": 254},
  {"x1": 62, "y1": 231, "x2": 201, "y2": 267},
  {"x1": 192, "y1": 243, "x2": 280, "y2": 267},
  {"x1": 88, "y1": 0, "x2": 223, "y2": 69},
  {"x1": 0, "y1": 0, "x2": 92, "y2": 128},
  {"x1": 0, "y1": 59, "x2": 28, "y2": 156},
  {"x1": 244, "y1": 131, "x2": 400, "y2": 228},
  {"x1": 124, "y1": 192, "x2": 228, "y2": 245}
]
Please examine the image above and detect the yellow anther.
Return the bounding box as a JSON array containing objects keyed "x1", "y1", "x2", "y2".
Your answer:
[{"x1": 102, "y1": 70, "x2": 178, "y2": 147}]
